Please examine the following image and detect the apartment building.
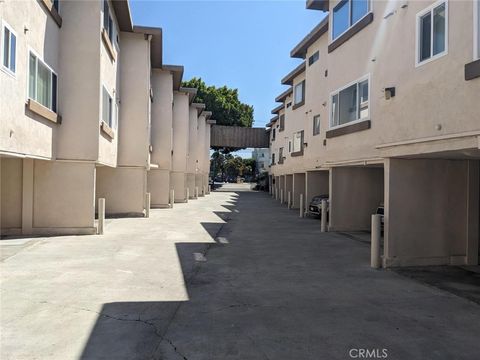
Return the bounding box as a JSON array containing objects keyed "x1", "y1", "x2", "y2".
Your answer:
[
  {"x1": 252, "y1": 148, "x2": 270, "y2": 175},
  {"x1": 269, "y1": 0, "x2": 480, "y2": 267},
  {"x1": 1, "y1": 0, "x2": 213, "y2": 236}
]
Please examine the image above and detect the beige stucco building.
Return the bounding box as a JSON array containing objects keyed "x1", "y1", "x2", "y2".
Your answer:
[
  {"x1": 269, "y1": 0, "x2": 480, "y2": 267},
  {"x1": 1, "y1": 0, "x2": 213, "y2": 236}
]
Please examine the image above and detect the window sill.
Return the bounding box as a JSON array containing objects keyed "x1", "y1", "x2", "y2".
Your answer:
[
  {"x1": 102, "y1": 29, "x2": 116, "y2": 61},
  {"x1": 26, "y1": 99, "x2": 60, "y2": 123},
  {"x1": 465, "y1": 59, "x2": 480, "y2": 81},
  {"x1": 291, "y1": 149, "x2": 304, "y2": 157},
  {"x1": 326, "y1": 120, "x2": 370, "y2": 138},
  {"x1": 40, "y1": 0, "x2": 62, "y2": 27},
  {"x1": 292, "y1": 100, "x2": 305, "y2": 110},
  {"x1": 328, "y1": 12, "x2": 374, "y2": 53},
  {"x1": 100, "y1": 121, "x2": 115, "y2": 139}
]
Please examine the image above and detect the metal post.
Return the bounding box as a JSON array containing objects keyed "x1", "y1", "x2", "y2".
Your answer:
[
  {"x1": 280, "y1": 189, "x2": 284, "y2": 204},
  {"x1": 186, "y1": 187, "x2": 189, "y2": 202},
  {"x1": 97, "y1": 198, "x2": 105, "y2": 235},
  {"x1": 170, "y1": 189, "x2": 175, "y2": 208},
  {"x1": 371, "y1": 214, "x2": 382, "y2": 269},
  {"x1": 145, "y1": 192, "x2": 151, "y2": 218},
  {"x1": 320, "y1": 199, "x2": 327, "y2": 232},
  {"x1": 287, "y1": 191, "x2": 291, "y2": 209},
  {"x1": 299, "y1": 194, "x2": 304, "y2": 218},
  {"x1": 195, "y1": 186, "x2": 199, "y2": 199}
]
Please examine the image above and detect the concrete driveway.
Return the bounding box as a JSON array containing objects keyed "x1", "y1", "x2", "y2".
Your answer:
[{"x1": 1, "y1": 186, "x2": 480, "y2": 359}]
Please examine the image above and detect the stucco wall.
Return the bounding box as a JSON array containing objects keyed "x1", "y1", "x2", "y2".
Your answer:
[
  {"x1": 385, "y1": 158, "x2": 479, "y2": 266},
  {"x1": 0, "y1": 0, "x2": 59, "y2": 159},
  {"x1": 96, "y1": 166, "x2": 146, "y2": 215},
  {"x1": 148, "y1": 168, "x2": 170, "y2": 207},
  {"x1": 33, "y1": 161, "x2": 95, "y2": 228},
  {"x1": 187, "y1": 107, "x2": 198, "y2": 174},
  {"x1": 305, "y1": 170, "x2": 329, "y2": 206},
  {"x1": 292, "y1": 172, "x2": 306, "y2": 209},
  {"x1": 329, "y1": 166, "x2": 384, "y2": 231},
  {"x1": 117, "y1": 32, "x2": 150, "y2": 167},
  {"x1": 151, "y1": 70, "x2": 173, "y2": 169},
  {"x1": 0, "y1": 158, "x2": 23, "y2": 229},
  {"x1": 171, "y1": 172, "x2": 187, "y2": 202},
  {"x1": 172, "y1": 92, "x2": 189, "y2": 172}
]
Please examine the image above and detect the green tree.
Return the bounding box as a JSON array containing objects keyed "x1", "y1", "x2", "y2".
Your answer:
[{"x1": 182, "y1": 77, "x2": 254, "y2": 128}]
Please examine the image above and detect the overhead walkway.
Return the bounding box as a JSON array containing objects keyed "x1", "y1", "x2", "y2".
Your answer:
[{"x1": 210, "y1": 125, "x2": 269, "y2": 148}]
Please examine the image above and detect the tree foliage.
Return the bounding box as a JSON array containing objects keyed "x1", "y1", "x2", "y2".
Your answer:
[
  {"x1": 210, "y1": 151, "x2": 256, "y2": 180},
  {"x1": 182, "y1": 77, "x2": 254, "y2": 128}
]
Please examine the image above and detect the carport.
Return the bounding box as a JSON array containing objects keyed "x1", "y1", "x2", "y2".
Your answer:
[
  {"x1": 384, "y1": 158, "x2": 479, "y2": 267},
  {"x1": 292, "y1": 173, "x2": 306, "y2": 209},
  {"x1": 329, "y1": 165, "x2": 384, "y2": 232},
  {"x1": 305, "y1": 170, "x2": 329, "y2": 214},
  {"x1": 285, "y1": 174, "x2": 293, "y2": 207}
]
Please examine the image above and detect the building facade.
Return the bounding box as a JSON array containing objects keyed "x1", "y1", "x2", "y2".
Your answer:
[
  {"x1": 1, "y1": 0, "x2": 213, "y2": 236},
  {"x1": 269, "y1": 0, "x2": 480, "y2": 267}
]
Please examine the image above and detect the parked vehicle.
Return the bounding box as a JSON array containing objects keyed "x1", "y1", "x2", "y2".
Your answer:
[
  {"x1": 376, "y1": 204, "x2": 384, "y2": 233},
  {"x1": 308, "y1": 195, "x2": 329, "y2": 218}
]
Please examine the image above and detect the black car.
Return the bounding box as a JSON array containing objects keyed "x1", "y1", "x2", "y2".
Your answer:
[{"x1": 308, "y1": 194, "x2": 329, "y2": 218}]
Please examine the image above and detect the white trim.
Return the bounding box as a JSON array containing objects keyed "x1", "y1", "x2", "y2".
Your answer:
[
  {"x1": 1, "y1": 19, "x2": 17, "y2": 77},
  {"x1": 415, "y1": 0, "x2": 449, "y2": 67},
  {"x1": 474, "y1": 0, "x2": 479, "y2": 60},
  {"x1": 328, "y1": 73, "x2": 371, "y2": 130},
  {"x1": 102, "y1": 85, "x2": 114, "y2": 128},
  {"x1": 27, "y1": 47, "x2": 58, "y2": 113},
  {"x1": 330, "y1": 0, "x2": 372, "y2": 42}
]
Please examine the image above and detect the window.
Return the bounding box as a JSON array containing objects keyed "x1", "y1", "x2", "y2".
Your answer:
[
  {"x1": 332, "y1": 0, "x2": 370, "y2": 40},
  {"x1": 271, "y1": 153, "x2": 275, "y2": 165},
  {"x1": 308, "y1": 51, "x2": 319, "y2": 66},
  {"x1": 2, "y1": 22, "x2": 16, "y2": 74},
  {"x1": 279, "y1": 147, "x2": 284, "y2": 163},
  {"x1": 294, "y1": 81, "x2": 305, "y2": 107},
  {"x1": 330, "y1": 76, "x2": 369, "y2": 128},
  {"x1": 102, "y1": 86, "x2": 113, "y2": 127},
  {"x1": 313, "y1": 115, "x2": 320, "y2": 136},
  {"x1": 53, "y1": 0, "x2": 60, "y2": 12},
  {"x1": 286, "y1": 102, "x2": 292, "y2": 108},
  {"x1": 272, "y1": 128, "x2": 276, "y2": 141},
  {"x1": 416, "y1": 1, "x2": 448, "y2": 65},
  {"x1": 279, "y1": 114, "x2": 285, "y2": 131},
  {"x1": 288, "y1": 140, "x2": 292, "y2": 152},
  {"x1": 292, "y1": 131, "x2": 304, "y2": 153},
  {"x1": 28, "y1": 52, "x2": 57, "y2": 112},
  {"x1": 103, "y1": 0, "x2": 114, "y2": 42},
  {"x1": 475, "y1": 0, "x2": 479, "y2": 60}
]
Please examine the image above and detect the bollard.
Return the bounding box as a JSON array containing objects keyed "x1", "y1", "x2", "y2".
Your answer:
[
  {"x1": 186, "y1": 187, "x2": 189, "y2": 202},
  {"x1": 371, "y1": 214, "x2": 382, "y2": 269},
  {"x1": 203, "y1": 186, "x2": 206, "y2": 196},
  {"x1": 320, "y1": 199, "x2": 328, "y2": 232},
  {"x1": 97, "y1": 198, "x2": 105, "y2": 235},
  {"x1": 274, "y1": 187, "x2": 277, "y2": 200},
  {"x1": 195, "y1": 187, "x2": 199, "y2": 199},
  {"x1": 280, "y1": 189, "x2": 284, "y2": 204},
  {"x1": 299, "y1": 194, "x2": 304, "y2": 218},
  {"x1": 169, "y1": 189, "x2": 175, "y2": 208},
  {"x1": 208, "y1": 185, "x2": 211, "y2": 193},
  {"x1": 287, "y1": 191, "x2": 291, "y2": 209},
  {"x1": 145, "y1": 192, "x2": 151, "y2": 218}
]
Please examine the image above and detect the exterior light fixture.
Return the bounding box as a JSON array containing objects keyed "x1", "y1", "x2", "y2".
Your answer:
[{"x1": 384, "y1": 87, "x2": 396, "y2": 99}]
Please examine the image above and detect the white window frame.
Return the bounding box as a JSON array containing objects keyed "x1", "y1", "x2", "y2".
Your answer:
[
  {"x1": 313, "y1": 114, "x2": 321, "y2": 136},
  {"x1": 415, "y1": 0, "x2": 449, "y2": 67},
  {"x1": 329, "y1": 74, "x2": 370, "y2": 130},
  {"x1": 475, "y1": 0, "x2": 479, "y2": 60},
  {"x1": 330, "y1": 0, "x2": 372, "y2": 42},
  {"x1": 294, "y1": 80, "x2": 305, "y2": 105},
  {"x1": 27, "y1": 48, "x2": 58, "y2": 112},
  {"x1": 292, "y1": 131, "x2": 303, "y2": 153},
  {"x1": 102, "y1": 85, "x2": 114, "y2": 128},
  {"x1": 1, "y1": 20, "x2": 17, "y2": 76}
]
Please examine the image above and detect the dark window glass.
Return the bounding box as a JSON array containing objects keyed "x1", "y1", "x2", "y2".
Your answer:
[
  {"x1": 10, "y1": 33, "x2": 15, "y2": 72},
  {"x1": 432, "y1": 4, "x2": 445, "y2": 56},
  {"x1": 420, "y1": 13, "x2": 431, "y2": 61},
  {"x1": 53, "y1": 0, "x2": 59, "y2": 12},
  {"x1": 3, "y1": 27, "x2": 10, "y2": 68},
  {"x1": 308, "y1": 51, "x2": 319, "y2": 66},
  {"x1": 351, "y1": 0, "x2": 368, "y2": 24},
  {"x1": 52, "y1": 73, "x2": 57, "y2": 112},
  {"x1": 333, "y1": 0, "x2": 349, "y2": 39}
]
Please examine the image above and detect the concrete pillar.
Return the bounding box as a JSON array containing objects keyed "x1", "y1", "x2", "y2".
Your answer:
[
  {"x1": 321, "y1": 199, "x2": 328, "y2": 232},
  {"x1": 97, "y1": 198, "x2": 105, "y2": 235},
  {"x1": 280, "y1": 189, "x2": 284, "y2": 204},
  {"x1": 186, "y1": 187, "x2": 189, "y2": 203},
  {"x1": 371, "y1": 214, "x2": 382, "y2": 268},
  {"x1": 169, "y1": 189, "x2": 175, "y2": 208},
  {"x1": 299, "y1": 194, "x2": 304, "y2": 218},
  {"x1": 145, "y1": 192, "x2": 151, "y2": 218},
  {"x1": 195, "y1": 186, "x2": 199, "y2": 199},
  {"x1": 21, "y1": 158, "x2": 34, "y2": 234},
  {"x1": 287, "y1": 191, "x2": 291, "y2": 209}
]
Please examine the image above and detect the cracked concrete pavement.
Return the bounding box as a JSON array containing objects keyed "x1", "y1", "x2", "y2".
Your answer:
[{"x1": 1, "y1": 183, "x2": 480, "y2": 359}]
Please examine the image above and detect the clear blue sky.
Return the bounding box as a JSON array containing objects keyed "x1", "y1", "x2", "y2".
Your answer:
[{"x1": 129, "y1": 0, "x2": 326, "y2": 157}]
